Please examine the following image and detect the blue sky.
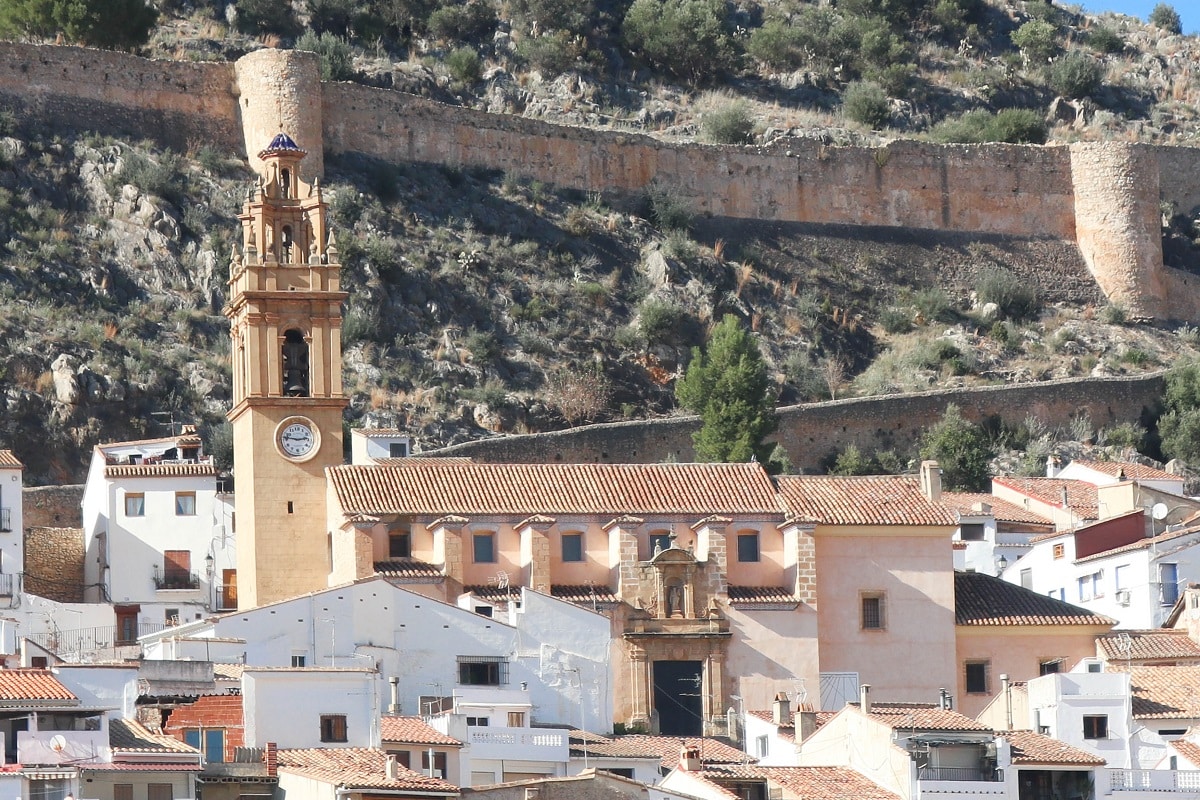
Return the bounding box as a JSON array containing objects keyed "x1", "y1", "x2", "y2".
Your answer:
[{"x1": 1074, "y1": 1, "x2": 1199, "y2": 34}]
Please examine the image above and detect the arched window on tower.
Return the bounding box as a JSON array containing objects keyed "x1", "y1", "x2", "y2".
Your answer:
[
  {"x1": 282, "y1": 329, "x2": 310, "y2": 397},
  {"x1": 281, "y1": 225, "x2": 293, "y2": 264},
  {"x1": 281, "y1": 169, "x2": 291, "y2": 199}
]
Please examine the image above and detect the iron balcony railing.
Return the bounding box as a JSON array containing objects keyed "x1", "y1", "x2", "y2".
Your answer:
[
  {"x1": 917, "y1": 766, "x2": 1001, "y2": 782},
  {"x1": 26, "y1": 621, "x2": 168, "y2": 654},
  {"x1": 153, "y1": 566, "x2": 200, "y2": 590}
]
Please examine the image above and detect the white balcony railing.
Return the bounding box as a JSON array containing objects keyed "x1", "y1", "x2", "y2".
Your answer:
[
  {"x1": 466, "y1": 726, "x2": 568, "y2": 762},
  {"x1": 1110, "y1": 769, "x2": 1200, "y2": 792}
]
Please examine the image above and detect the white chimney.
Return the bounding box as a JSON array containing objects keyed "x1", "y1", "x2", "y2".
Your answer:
[
  {"x1": 859, "y1": 684, "x2": 871, "y2": 714},
  {"x1": 1046, "y1": 456, "x2": 1063, "y2": 478},
  {"x1": 920, "y1": 461, "x2": 942, "y2": 502},
  {"x1": 680, "y1": 746, "x2": 702, "y2": 771},
  {"x1": 385, "y1": 755, "x2": 399, "y2": 780}
]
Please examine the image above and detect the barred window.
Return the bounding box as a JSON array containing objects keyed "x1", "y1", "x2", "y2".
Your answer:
[{"x1": 457, "y1": 656, "x2": 508, "y2": 686}]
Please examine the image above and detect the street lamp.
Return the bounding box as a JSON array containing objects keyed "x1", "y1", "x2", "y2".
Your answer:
[{"x1": 995, "y1": 554, "x2": 1008, "y2": 576}]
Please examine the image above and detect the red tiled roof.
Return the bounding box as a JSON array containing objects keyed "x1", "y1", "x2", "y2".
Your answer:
[
  {"x1": 997, "y1": 731, "x2": 1106, "y2": 765},
  {"x1": 0, "y1": 670, "x2": 77, "y2": 702},
  {"x1": 697, "y1": 766, "x2": 901, "y2": 800},
  {"x1": 776, "y1": 475, "x2": 956, "y2": 526},
  {"x1": 746, "y1": 710, "x2": 797, "y2": 742},
  {"x1": 277, "y1": 748, "x2": 457, "y2": 793},
  {"x1": 991, "y1": 478, "x2": 1098, "y2": 519},
  {"x1": 1069, "y1": 460, "x2": 1178, "y2": 482},
  {"x1": 1130, "y1": 666, "x2": 1200, "y2": 719},
  {"x1": 82, "y1": 763, "x2": 202, "y2": 771},
  {"x1": 110, "y1": 719, "x2": 201, "y2": 754},
  {"x1": 466, "y1": 585, "x2": 521, "y2": 603},
  {"x1": 374, "y1": 559, "x2": 443, "y2": 579},
  {"x1": 1075, "y1": 524, "x2": 1200, "y2": 564},
  {"x1": 727, "y1": 586, "x2": 800, "y2": 606},
  {"x1": 568, "y1": 734, "x2": 752, "y2": 763},
  {"x1": 328, "y1": 462, "x2": 782, "y2": 516},
  {"x1": 104, "y1": 463, "x2": 217, "y2": 478},
  {"x1": 940, "y1": 492, "x2": 1053, "y2": 526},
  {"x1": 0, "y1": 451, "x2": 23, "y2": 468},
  {"x1": 373, "y1": 457, "x2": 474, "y2": 465},
  {"x1": 955, "y1": 571, "x2": 1114, "y2": 627},
  {"x1": 98, "y1": 434, "x2": 202, "y2": 450},
  {"x1": 1097, "y1": 631, "x2": 1200, "y2": 662},
  {"x1": 860, "y1": 702, "x2": 991, "y2": 731},
  {"x1": 380, "y1": 716, "x2": 462, "y2": 747},
  {"x1": 1172, "y1": 739, "x2": 1200, "y2": 767},
  {"x1": 551, "y1": 585, "x2": 619, "y2": 605}
]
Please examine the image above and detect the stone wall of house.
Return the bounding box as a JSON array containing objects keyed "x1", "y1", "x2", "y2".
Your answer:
[
  {"x1": 24, "y1": 526, "x2": 84, "y2": 602},
  {"x1": 22, "y1": 484, "x2": 83, "y2": 529},
  {"x1": 431, "y1": 373, "x2": 1166, "y2": 470}
]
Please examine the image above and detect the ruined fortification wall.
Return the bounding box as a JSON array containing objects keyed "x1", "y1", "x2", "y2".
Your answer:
[
  {"x1": 0, "y1": 44, "x2": 240, "y2": 152},
  {"x1": 432, "y1": 373, "x2": 1165, "y2": 470},
  {"x1": 323, "y1": 82, "x2": 1079, "y2": 239}
]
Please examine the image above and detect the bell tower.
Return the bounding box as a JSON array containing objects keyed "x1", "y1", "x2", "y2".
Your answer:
[{"x1": 226, "y1": 133, "x2": 348, "y2": 609}]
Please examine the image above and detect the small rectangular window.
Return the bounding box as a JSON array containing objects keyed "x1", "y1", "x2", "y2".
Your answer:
[
  {"x1": 1039, "y1": 659, "x2": 1062, "y2": 676},
  {"x1": 320, "y1": 714, "x2": 348, "y2": 742},
  {"x1": 861, "y1": 593, "x2": 885, "y2": 630},
  {"x1": 1083, "y1": 715, "x2": 1108, "y2": 739},
  {"x1": 389, "y1": 441, "x2": 409, "y2": 458},
  {"x1": 561, "y1": 533, "x2": 584, "y2": 563},
  {"x1": 421, "y1": 751, "x2": 447, "y2": 777},
  {"x1": 458, "y1": 656, "x2": 507, "y2": 686},
  {"x1": 1087, "y1": 661, "x2": 1102, "y2": 673},
  {"x1": 125, "y1": 493, "x2": 145, "y2": 517},
  {"x1": 165, "y1": 608, "x2": 179, "y2": 626},
  {"x1": 1020, "y1": 568, "x2": 1033, "y2": 589},
  {"x1": 466, "y1": 716, "x2": 489, "y2": 727},
  {"x1": 965, "y1": 660, "x2": 990, "y2": 694},
  {"x1": 737, "y1": 533, "x2": 760, "y2": 563},
  {"x1": 114, "y1": 785, "x2": 133, "y2": 800},
  {"x1": 389, "y1": 530, "x2": 412, "y2": 559},
  {"x1": 755, "y1": 735, "x2": 769, "y2": 757},
  {"x1": 507, "y1": 711, "x2": 525, "y2": 727},
  {"x1": 174, "y1": 491, "x2": 196, "y2": 516},
  {"x1": 1052, "y1": 543, "x2": 1065, "y2": 559},
  {"x1": 148, "y1": 785, "x2": 173, "y2": 800},
  {"x1": 959, "y1": 523, "x2": 985, "y2": 541},
  {"x1": 473, "y1": 533, "x2": 496, "y2": 563},
  {"x1": 291, "y1": 653, "x2": 306, "y2": 667}
]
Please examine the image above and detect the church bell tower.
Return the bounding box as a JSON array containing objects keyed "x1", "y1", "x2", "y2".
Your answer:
[{"x1": 226, "y1": 133, "x2": 348, "y2": 609}]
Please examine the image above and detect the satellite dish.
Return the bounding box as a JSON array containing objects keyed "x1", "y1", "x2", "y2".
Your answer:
[
  {"x1": 1153, "y1": 503, "x2": 1170, "y2": 521},
  {"x1": 49, "y1": 734, "x2": 67, "y2": 753}
]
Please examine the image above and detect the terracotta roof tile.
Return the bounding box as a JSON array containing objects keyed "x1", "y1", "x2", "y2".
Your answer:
[
  {"x1": 1097, "y1": 631, "x2": 1200, "y2": 662},
  {"x1": 277, "y1": 748, "x2": 457, "y2": 793},
  {"x1": 551, "y1": 585, "x2": 618, "y2": 605},
  {"x1": 991, "y1": 478, "x2": 1098, "y2": 520},
  {"x1": 373, "y1": 457, "x2": 474, "y2": 465},
  {"x1": 82, "y1": 763, "x2": 202, "y2": 771},
  {"x1": 380, "y1": 716, "x2": 462, "y2": 747},
  {"x1": 1131, "y1": 666, "x2": 1200, "y2": 719},
  {"x1": 997, "y1": 731, "x2": 1106, "y2": 765},
  {"x1": 775, "y1": 475, "x2": 956, "y2": 526},
  {"x1": 374, "y1": 559, "x2": 444, "y2": 579},
  {"x1": 1075, "y1": 524, "x2": 1200, "y2": 564},
  {"x1": 568, "y1": 734, "x2": 752, "y2": 763},
  {"x1": 1172, "y1": 739, "x2": 1200, "y2": 767},
  {"x1": 329, "y1": 462, "x2": 782, "y2": 517},
  {"x1": 466, "y1": 585, "x2": 521, "y2": 603},
  {"x1": 104, "y1": 463, "x2": 216, "y2": 478},
  {"x1": 110, "y1": 719, "x2": 201, "y2": 754},
  {"x1": 940, "y1": 492, "x2": 1053, "y2": 526},
  {"x1": 98, "y1": 433, "x2": 202, "y2": 451},
  {"x1": 955, "y1": 571, "x2": 1114, "y2": 627},
  {"x1": 727, "y1": 586, "x2": 800, "y2": 606},
  {"x1": 0, "y1": 670, "x2": 77, "y2": 702},
  {"x1": 0, "y1": 451, "x2": 23, "y2": 469},
  {"x1": 1069, "y1": 460, "x2": 1178, "y2": 482},
  {"x1": 746, "y1": 710, "x2": 796, "y2": 741},
  {"x1": 212, "y1": 663, "x2": 244, "y2": 680},
  {"x1": 860, "y1": 702, "x2": 991, "y2": 731},
  {"x1": 697, "y1": 766, "x2": 901, "y2": 800}
]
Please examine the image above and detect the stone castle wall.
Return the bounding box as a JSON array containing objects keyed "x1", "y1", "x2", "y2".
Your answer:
[
  {"x1": 0, "y1": 44, "x2": 1198, "y2": 319},
  {"x1": 432, "y1": 373, "x2": 1166, "y2": 470},
  {"x1": 22, "y1": 484, "x2": 83, "y2": 529}
]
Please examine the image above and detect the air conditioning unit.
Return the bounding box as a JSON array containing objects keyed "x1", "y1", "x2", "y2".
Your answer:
[{"x1": 1116, "y1": 589, "x2": 1131, "y2": 606}]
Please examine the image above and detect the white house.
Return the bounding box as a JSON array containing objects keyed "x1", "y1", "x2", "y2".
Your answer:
[
  {"x1": 999, "y1": 510, "x2": 1200, "y2": 629},
  {"x1": 941, "y1": 491, "x2": 1052, "y2": 576},
  {"x1": 349, "y1": 429, "x2": 410, "y2": 464},
  {"x1": 139, "y1": 577, "x2": 612, "y2": 733},
  {"x1": 1054, "y1": 459, "x2": 1186, "y2": 496},
  {"x1": 1025, "y1": 671, "x2": 1133, "y2": 767},
  {"x1": 0, "y1": 451, "x2": 23, "y2": 597},
  {"x1": 244, "y1": 667, "x2": 381, "y2": 749},
  {"x1": 80, "y1": 429, "x2": 235, "y2": 640},
  {"x1": 741, "y1": 695, "x2": 800, "y2": 766}
]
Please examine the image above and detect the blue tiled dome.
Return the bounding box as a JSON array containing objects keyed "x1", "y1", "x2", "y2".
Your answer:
[{"x1": 258, "y1": 132, "x2": 307, "y2": 158}]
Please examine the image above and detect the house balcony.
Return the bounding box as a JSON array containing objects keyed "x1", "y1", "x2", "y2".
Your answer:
[
  {"x1": 153, "y1": 566, "x2": 201, "y2": 591},
  {"x1": 1110, "y1": 769, "x2": 1200, "y2": 793},
  {"x1": 464, "y1": 725, "x2": 569, "y2": 763},
  {"x1": 916, "y1": 766, "x2": 1007, "y2": 798},
  {"x1": 26, "y1": 622, "x2": 167, "y2": 660}
]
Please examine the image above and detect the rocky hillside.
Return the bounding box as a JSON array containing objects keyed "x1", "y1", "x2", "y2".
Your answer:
[{"x1": 3, "y1": 0, "x2": 1200, "y2": 483}]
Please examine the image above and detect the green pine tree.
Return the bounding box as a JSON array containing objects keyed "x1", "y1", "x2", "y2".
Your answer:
[
  {"x1": 0, "y1": 0, "x2": 157, "y2": 50},
  {"x1": 676, "y1": 314, "x2": 777, "y2": 464}
]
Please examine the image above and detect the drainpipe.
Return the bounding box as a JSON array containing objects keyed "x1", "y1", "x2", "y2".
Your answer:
[
  {"x1": 1001, "y1": 674, "x2": 1012, "y2": 731},
  {"x1": 389, "y1": 677, "x2": 401, "y2": 714}
]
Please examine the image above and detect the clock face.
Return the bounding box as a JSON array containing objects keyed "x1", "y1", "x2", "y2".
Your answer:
[{"x1": 278, "y1": 420, "x2": 317, "y2": 459}]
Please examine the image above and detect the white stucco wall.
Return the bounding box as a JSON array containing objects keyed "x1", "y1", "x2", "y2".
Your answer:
[
  {"x1": 243, "y1": 669, "x2": 380, "y2": 749},
  {"x1": 1026, "y1": 672, "x2": 1132, "y2": 767},
  {"x1": 0, "y1": 464, "x2": 23, "y2": 580},
  {"x1": 56, "y1": 665, "x2": 138, "y2": 720}
]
